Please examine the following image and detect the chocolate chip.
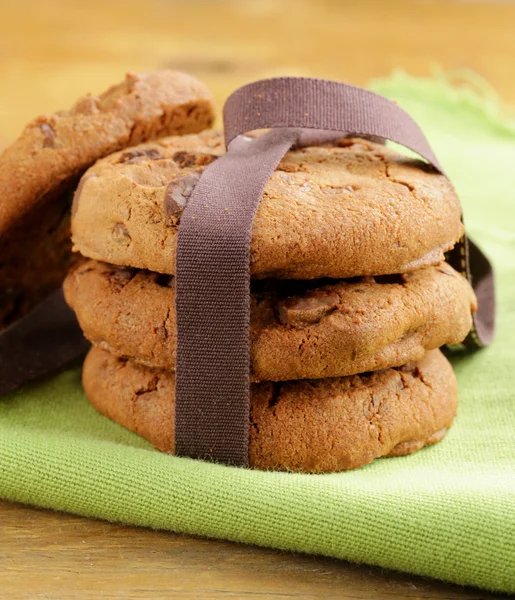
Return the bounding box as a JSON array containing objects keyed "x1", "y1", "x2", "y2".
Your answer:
[
  {"x1": 113, "y1": 223, "x2": 131, "y2": 245},
  {"x1": 172, "y1": 151, "x2": 217, "y2": 168},
  {"x1": 164, "y1": 172, "x2": 200, "y2": 222},
  {"x1": 277, "y1": 289, "x2": 340, "y2": 327},
  {"x1": 40, "y1": 123, "x2": 56, "y2": 148},
  {"x1": 108, "y1": 266, "x2": 136, "y2": 291},
  {"x1": 118, "y1": 148, "x2": 163, "y2": 164}
]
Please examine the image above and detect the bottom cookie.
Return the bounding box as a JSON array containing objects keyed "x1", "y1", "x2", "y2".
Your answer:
[{"x1": 83, "y1": 348, "x2": 458, "y2": 473}]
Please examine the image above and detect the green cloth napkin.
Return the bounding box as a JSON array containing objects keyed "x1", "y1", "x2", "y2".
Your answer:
[{"x1": 1, "y1": 71, "x2": 514, "y2": 594}]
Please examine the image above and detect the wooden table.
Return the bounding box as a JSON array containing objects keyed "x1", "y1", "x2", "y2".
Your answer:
[
  {"x1": 1, "y1": 1, "x2": 513, "y2": 597},
  {"x1": 1, "y1": 500, "x2": 508, "y2": 599}
]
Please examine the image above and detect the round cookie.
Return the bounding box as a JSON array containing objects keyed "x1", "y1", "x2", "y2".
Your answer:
[
  {"x1": 83, "y1": 347, "x2": 458, "y2": 473},
  {"x1": 71, "y1": 130, "x2": 464, "y2": 280},
  {"x1": 64, "y1": 259, "x2": 476, "y2": 382},
  {"x1": 0, "y1": 70, "x2": 215, "y2": 327}
]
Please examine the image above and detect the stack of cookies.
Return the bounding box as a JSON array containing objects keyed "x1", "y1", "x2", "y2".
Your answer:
[
  {"x1": 64, "y1": 127, "x2": 477, "y2": 473},
  {"x1": 0, "y1": 70, "x2": 214, "y2": 328}
]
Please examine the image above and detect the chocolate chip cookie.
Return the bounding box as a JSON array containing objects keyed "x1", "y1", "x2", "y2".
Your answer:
[
  {"x1": 71, "y1": 130, "x2": 464, "y2": 280},
  {"x1": 0, "y1": 70, "x2": 215, "y2": 326},
  {"x1": 83, "y1": 347, "x2": 458, "y2": 473},
  {"x1": 65, "y1": 259, "x2": 476, "y2": 381}
]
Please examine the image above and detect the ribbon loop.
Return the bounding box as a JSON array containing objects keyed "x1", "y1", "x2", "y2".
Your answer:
[{"x1": 223, "y1": 77, "x2": 443, "y2": 173}]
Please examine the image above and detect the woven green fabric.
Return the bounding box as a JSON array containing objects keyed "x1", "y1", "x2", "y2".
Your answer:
[{"x1": 1, "y1": 72, "x2": 514, "y2": 593}]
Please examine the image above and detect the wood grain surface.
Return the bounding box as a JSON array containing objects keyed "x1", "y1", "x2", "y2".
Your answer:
[
  {"x1": 1, "y1": 500, "x2": 508, "y2": 600},
  {"x1": 1, "y1": 0, "x2": 514, "y2": 598}
]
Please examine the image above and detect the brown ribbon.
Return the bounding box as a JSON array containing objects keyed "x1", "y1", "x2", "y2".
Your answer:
[
  {"x1": 175, "y1": 77, "x2": 496, "y2": 465},
  {"x1": 0, "y1": 289, "x2": 89, "y2": 396},
  {"x1": 0, "y1": 78, "x2": 495, "y2": 470}
]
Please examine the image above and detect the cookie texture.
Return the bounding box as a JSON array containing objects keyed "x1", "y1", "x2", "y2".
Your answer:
[
  {"x1": 0, "y1": 70, "x2": 215, "y2": 326},
  {"x1": 83, "y1": 347, "x2": 458, "y2": 473},
  {"x1": 65, "y1": 258, "x2": 476, "y2": 381},
  {"x1": 71, "y1": 130, "x2": 464, "y2": 280}
]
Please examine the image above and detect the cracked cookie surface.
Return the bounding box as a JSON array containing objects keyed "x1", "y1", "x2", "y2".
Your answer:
[
  {"x1": 0, "y1": 70, "x2": 215, "y2": 327},
  {"x1": 83, "y1": 347, "x2": 458, "y2": 473},
  {"x1": 64, "y1": 258, "x2": 476, "y2": 381},
  {"x1": 71, "y1": 130, "x2": 464, "y2": 280}
]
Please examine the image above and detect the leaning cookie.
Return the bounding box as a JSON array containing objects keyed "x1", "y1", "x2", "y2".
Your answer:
[
  {"x1": 83, "y1": 347, "x2": 458, "y2": 473},
  {"x1": 0, "y1": 70, "x2": 215, "y2": 326},
  {"x1": 64, "y1": 259, "x2": 476, "y2": 381},
  {"x1": 71, "y1": 130, "x2": 464, "y2": 280}
]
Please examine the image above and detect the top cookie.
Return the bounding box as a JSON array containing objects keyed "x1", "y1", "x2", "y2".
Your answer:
[
  {"x1": 71, "y1": 130, "x2": 464, "y2": 279},
  {"x1": 0, "y1": 70, "x2": 215, "y2": 326}
]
